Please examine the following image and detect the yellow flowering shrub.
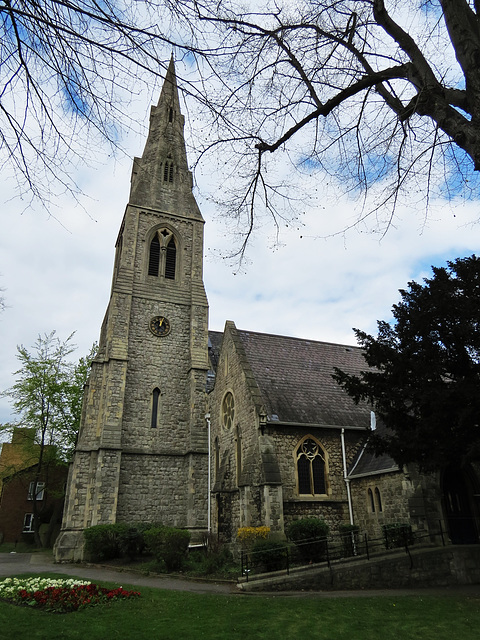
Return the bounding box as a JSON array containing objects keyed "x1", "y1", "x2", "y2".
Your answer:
[{"x1": 237, "y1": 526, "x2": 271, "y2": 545}]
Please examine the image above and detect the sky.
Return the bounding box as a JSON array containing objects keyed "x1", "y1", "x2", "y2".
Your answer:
[{"x1": 1, "y1": 85, "x2": 480, "y2": 427}]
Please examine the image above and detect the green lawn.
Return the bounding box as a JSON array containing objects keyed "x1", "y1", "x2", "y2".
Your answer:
[{"x1": 0, "y1": 574, "x2": 479, "y2": 640}]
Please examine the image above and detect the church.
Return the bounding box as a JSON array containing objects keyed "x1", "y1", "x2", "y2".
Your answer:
[{"x1": 54, "y1": 61, "x2": 480, "y2": 562}]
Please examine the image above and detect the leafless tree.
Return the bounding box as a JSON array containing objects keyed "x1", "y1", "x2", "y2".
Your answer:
[
  {"x1": 167, "y1": 0, "x2": 480, "y2": 255},
  {"x1": 2, "y1": 0, "x2": 480, "y2": 254},
  {"x1": 0, "y1": 0, "x2": 204, "y2": 208}
]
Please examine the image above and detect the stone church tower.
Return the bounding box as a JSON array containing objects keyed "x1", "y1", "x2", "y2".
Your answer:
[{"x1": 55, "y1": 59, "x2": 209, "y2": 561}]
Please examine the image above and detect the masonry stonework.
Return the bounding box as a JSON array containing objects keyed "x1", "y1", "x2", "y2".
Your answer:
[
  {"x1": 52, "y1": 60, "x2": 480, "y2": 565},
  {"x1": 54, "y1": 60, "x2": 209, "y2": 562}
]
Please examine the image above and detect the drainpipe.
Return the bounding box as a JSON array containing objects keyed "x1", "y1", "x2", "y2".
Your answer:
[
  {"x1": 341, "y1": 428, "x2": 354, "y2": 526},
  {"x1": 205, "y1": 413, "x2": 211, "y2": 533}
]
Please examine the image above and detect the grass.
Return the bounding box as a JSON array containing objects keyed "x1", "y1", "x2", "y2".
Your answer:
[{"x1": 0, "y1": 573, "x2": 479, "y2": 640}]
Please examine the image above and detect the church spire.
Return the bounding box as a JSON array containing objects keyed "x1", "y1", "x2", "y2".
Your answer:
[
  {"x1": 129, "y1": 57, "x2": 199, "y2": 216},
  {"x1": 157, "y1": 55, "x2": 182, "y2": 114}
]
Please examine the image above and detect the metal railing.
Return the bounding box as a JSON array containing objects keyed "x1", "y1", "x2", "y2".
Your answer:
[{"x1": 240, "y1": 520, "x2": 459, "y2": 582}]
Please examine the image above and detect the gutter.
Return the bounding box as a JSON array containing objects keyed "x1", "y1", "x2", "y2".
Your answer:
[
  {"x1": 341, "y1": 428, "x2": 354, "y2": 526},
  {"x1": 205, "y1": 413, "x2": 211, "y2": 533}
]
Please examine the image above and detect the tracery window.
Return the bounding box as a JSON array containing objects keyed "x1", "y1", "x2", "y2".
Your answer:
[
  {"x1": 222, "y1": 392, "x2": 235, "y2": 430},
  {"x1": 148, "y1": 229, "x2": 177, "y2": 280},
  {"x1": 296, "y1": 437, "x2": 327, "y2": 496}
]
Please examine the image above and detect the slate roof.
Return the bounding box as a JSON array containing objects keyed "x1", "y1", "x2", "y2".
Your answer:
[
  {"x1": 210, "y1": 327, "x2": 372, "y2": 429},
  {"x1": 348, "y1": 420, "x2": 399, "y2": 477}
]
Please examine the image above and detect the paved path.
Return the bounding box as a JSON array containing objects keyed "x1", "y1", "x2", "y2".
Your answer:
[
  {"x1": 0, "y1": 553, "x2": 235, "y2": 595},
  {"x1": 1, "y1": 553, "x2": 480, "y2": 599}
]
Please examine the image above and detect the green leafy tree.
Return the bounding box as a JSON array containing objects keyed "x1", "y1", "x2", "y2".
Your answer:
[
  {"x1": 334, "y1": 255, "x2": 480, "y2": 473},
  {"x1": 1, "y1": 332, "x2": 96, "y2": 545}
]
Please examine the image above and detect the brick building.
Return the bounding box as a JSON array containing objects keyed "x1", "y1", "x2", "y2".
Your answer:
[
  {"x1": 0, "y1": 429, "x2": 67, "y2": 545},
  {"x1": 54, "y1": 60, "x2": 480, "y2": 562}
]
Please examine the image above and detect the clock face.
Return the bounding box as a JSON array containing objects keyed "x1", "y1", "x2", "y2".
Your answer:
[{"x1": 149, "y1": 316, "x2": 171, "y2": 337}]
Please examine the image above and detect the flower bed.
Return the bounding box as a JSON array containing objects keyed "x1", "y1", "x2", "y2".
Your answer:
[{"x1": 0, "y1": 577, "x2": 140, "y2": 612}]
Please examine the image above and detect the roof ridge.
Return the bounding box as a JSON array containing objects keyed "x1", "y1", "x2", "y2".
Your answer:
[{"x1": 236, "y1": 327, "x2": 360, "y2": 350}]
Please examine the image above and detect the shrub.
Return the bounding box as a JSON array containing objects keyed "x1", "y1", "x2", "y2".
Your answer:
[
  {"x1": 286, "y1": 518, "x2": 329, "y2": 563},
  {"x1": 144, "y1": 526, "x2": 191, "y2": 572},
  {"x1": 382, "y1": 523, "x2": 414, "y2": 549},
  {"x1": 251, "y1": 540, "x2": 288, "y2": 573},
  {"x1": 237, "y1": 526, "x2": 270, "y2": 548},
  {"x1": 83, "y1": 523, "x2": 129, "y2": 561},
  {"x1": 117, "y1": 526, "x2": 145, "y2": 560},
  {"x1": 187, "y1": 545, "x2": 235, "y2": 576}
]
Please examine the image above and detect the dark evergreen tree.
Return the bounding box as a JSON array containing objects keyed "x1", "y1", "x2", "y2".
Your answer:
[{"x1": 334, "y1": 255, "x2": 480, "y2": 472}]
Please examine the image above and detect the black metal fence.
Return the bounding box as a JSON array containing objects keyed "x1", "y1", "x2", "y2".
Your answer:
[{"x1": 240, "y1": 521, "x2": 451, "y2": 582}]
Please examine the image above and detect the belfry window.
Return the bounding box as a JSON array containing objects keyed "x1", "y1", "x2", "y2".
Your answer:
[
  {"x1": 165, "y1": 237, "x2": 176, "y2": 279},
  {"x1": 148, "y1": 235, "x2": 161, "y2": 276},
  {"x1": 163, "y1": 160, "x2": 174, "y2": 183},
  {"x1": 148, "y1": 229, "x2": 177, "y2": 280},
  {"x1": 296, "y1": 437, "x2": 327, "y2": 495}
]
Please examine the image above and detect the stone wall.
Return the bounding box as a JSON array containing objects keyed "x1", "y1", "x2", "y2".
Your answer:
[
  {"x1": 209, "y1": 324, "x2": 265, "y2": 537},
  {"x1": 272, "y1": 425, "x2": 363, "y2": 534},
  {"x1": 350, "y1": 468, "x2": 444, "y2": 541},
  {"x1": 238, "y1": 545, "x2": 480, "y2": 592}
]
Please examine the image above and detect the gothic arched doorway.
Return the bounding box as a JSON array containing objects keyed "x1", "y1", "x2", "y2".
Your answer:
[{"x1": 442, "y1": 466, "x2": 479, "y2": 544}]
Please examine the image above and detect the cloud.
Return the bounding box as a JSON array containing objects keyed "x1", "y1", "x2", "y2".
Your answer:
[{"x1": 1, "y1": 96, "x2": 480, "y2": 427}]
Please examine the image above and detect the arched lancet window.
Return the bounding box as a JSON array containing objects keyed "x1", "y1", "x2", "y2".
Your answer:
[
  {"x1": 165, "y1": 237, "x2": 176, "y2": 279},
  {"x1": 235, "y1": 425, "x2": 242, "y2": 486},
  {"x1": 214, "y1": 437, "x2": 220, "y2": 481},
  {"x1": 147, "y1": 229, "x2": 178, "y2": 280},
  {"x1": 168, "y1": 107, "x2": 174, "y2": 123},
  {"x1": 375, "y1": 487, "x2": 383, "y2": 512},
  {"x1": 296, "y1": 437, "x2": 326, "y2": 496},
  {"x1": 148, "y1": 235, "x2": 161, "y2": 276},
  {"x1": 368, "y1": 488, "x2": 375, "y2": 513},
  {"x1": 151, "y1": 388, "x2": 160, "y2": 428}
]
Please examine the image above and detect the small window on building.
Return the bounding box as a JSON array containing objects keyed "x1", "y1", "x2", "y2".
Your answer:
[
  {"x1": 296, "y1": 437, "x2": 327, "y2": 496},
  {"x1": 23, "y1": 513, "x2": 34, "y2": 533},
  {"x1": 151, "y1": 388, "x2": 160, "y2": 428},
  {"x1": 368, "y1": 488, "x2": 375, "y2": 513},
  {"x1": 375, "y1": 487, "x2": 383, "y2": 512},
  {"x1": 168, "y1": 107, "x2": 174, "y2": 123},
  {"x1": 28, "y1": 481, "x2": 45, "y2": 501},
  {"x1": 222, "y1": 392, "x2": 235, "y2": 429}
]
